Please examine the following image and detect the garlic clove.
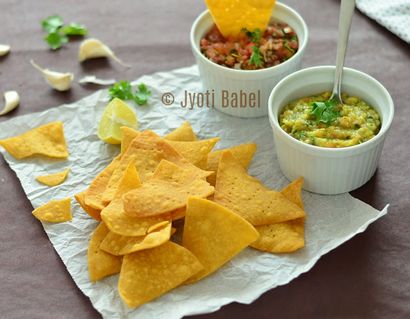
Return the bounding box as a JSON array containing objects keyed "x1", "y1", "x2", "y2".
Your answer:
[
  {"x1": 0, "y1": 44, "x2": 10, "y2": 57},
  {"x1": 30, "y1": 60, "x2": 74, "y2": 91},
  {"x1": 78, "y1": 75, "x2": 116, "y2": 86},
  {"x1": 78, "y1": 38, "x2": 129, "y2": 67},
  {"x1": 0, "y1": 91, "x2": 20, "y2": 116}
]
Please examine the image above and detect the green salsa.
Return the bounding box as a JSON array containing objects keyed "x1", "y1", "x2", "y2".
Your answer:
[{"x1": 279, "y1": 91, "x2": 381, "y2": 148}]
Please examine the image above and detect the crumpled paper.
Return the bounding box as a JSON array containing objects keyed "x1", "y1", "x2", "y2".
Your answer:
[{"x1": 0, "y1": 65, "x2": 388, "y2": 319}]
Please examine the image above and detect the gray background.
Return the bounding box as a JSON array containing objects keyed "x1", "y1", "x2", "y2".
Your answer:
[{"x1": 0, "y1": 0, "x2": 409, "y2": 318}]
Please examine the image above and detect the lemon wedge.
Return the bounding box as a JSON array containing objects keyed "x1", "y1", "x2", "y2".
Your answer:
[{"x1": 98, "y1": 98, "x2": 138, "y2": 144}]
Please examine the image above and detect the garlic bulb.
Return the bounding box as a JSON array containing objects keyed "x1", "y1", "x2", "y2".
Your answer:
[
  {"x1": 78, "y1": 38, "x2": 129, "y2": 67},
  {"x1": 30, "y1": 60, "x2": 74, "y2": 91},
  {"x1": 0, "y1": 91, "x2": 20, "y2": 116},
  {"x1": 78, "y1": 75, "x2": 116, "y2": 86},
  {"x1": 0, "y1": 44, "x2": 10, "y2": 56}
]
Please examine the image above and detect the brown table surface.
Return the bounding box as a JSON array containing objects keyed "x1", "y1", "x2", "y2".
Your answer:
[{"x1": 1, "y1": 0, "x2": 409, "y2": 318}]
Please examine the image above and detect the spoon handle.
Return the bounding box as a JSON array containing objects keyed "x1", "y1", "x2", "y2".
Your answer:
[{"x1": 331, "y1": 0, "x2": 356, "y2": 101}]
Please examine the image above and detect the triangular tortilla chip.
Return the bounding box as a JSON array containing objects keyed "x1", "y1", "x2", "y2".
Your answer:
[
  {"x1": 251, "y1": 177, "x2": 305, "y2": 253},
  {"x1": 118, "y1": 241, "x2": 203, "y2": 308},
  {"x1": 88, "y1": 222, "x2": 122, "y2": 282},
  {"x1": 123, "y1": 160, "x2": 214, "y2": 218},
  {"x1": 101, "y1": 160, "x2": 172, "y2": 236},
  {"x1": 183, "y1": 197, "x2": 259, "y2": 283},
  {"x1": 120, "y1": 126, "x2": 140, "y2": 155},
  {"x1": 74, "y1": 191, "x2": 101, "y2": 221},
  {"x1": 102, "y1": 131, "x2": 210, "y2": 203},
  {"x1": 250, "y1": 219, "x2": 305, "y2": 253},
  {"x1": 167, "y1": 138, "x2": 220, "y2": 169},
  {"x1": 214, "y1": 151, "x2": 305, "y2": 225},
  {"x1": 84, "y1": 155, "x2": 121, "y2": 210},
  {"x1": 100, "y1": 222, "x2": 172, "y2": 256},
  {"x1": 205, "y1": 0, "x2": 276, "y2": 37},
  {"x1": 36, "y1": 168, "x2": 70, "y2": 186},
  {"x1": 0, "y1": 121, "x2": 68, "y2": 159},
  {"x1": 32, "y1": 198, "x2": 72, "y2": 223},
  {"x1": 164, "y1": 121, "x2": 197, "y2": 141},
  {"x1": 281, "y1": 177, "x2": 304, "y2": 209},
  {"x1": 207, "y1": 143, "x2": 256, "y2": 185}
]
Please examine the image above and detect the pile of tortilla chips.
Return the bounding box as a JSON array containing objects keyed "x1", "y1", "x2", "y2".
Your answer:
[{"x1": 75, "y1": 121, "x2": 307, "y2": 309}]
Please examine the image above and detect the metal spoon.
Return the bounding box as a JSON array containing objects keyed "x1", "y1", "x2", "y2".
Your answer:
[{"x1": 329, "y1": 0, "x2": 356, "y2": 106}]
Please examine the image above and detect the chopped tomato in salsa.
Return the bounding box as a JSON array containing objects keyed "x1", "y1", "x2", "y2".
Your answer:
[{"x1": 200, "y1": 21, "x2": 299, "y2": 70}]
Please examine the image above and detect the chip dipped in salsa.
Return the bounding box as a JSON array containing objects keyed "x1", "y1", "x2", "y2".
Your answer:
[{"x1": 200, "y1": 21, "x2": 299, "y2": 70}]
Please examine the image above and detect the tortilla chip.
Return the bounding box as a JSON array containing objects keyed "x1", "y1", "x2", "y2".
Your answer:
[
  {"x1": 123, "y1": 160, "x2": 214, "y2": 218},
  {"x1": 205, "y1": 0, "x2": 276, "y2": 37},
  {"x1": 250, "y1": 219, "x2": 305, "y2": 253},
  {"x1": 101, "y1": 159, "x2": 172, "y2": 236},
  {"x1": 103, "y1": 131, "x2": 210, "y2": 203},
  {"x1": 103, "y1": 208, "x2": 170, "y2": 237},
  {"x1": 120, "y1": 126, "x2": 139, "y2": 155},
  {"x1": 251, "y1": 177, "x2": 305, "y2": 253},
  {"x1": 213, "y1": 151, "x2": 305, "y2": 225},
  {"x1": 0, "y1": 121, "x2": 68, "y2": 159},
  {"x1": 167, "y1": 138, "x2": 220, "y2": 169},
  {"x1": 36, "y1": 168, "x2": 70, "y2": 186},
  {"x1": 183, "y1": 197, "x2": 259, "y2": 283},
  {"x1": 171, "y1": 207, "x2": 186, "y2": 221},
  {"x1": 88, "y1": 222, "x2": 122, "y2": 282},
  {"x1": 164, "y1": 121, "x2": 197, "y2": 141},
  {"x1": 100, "y1": 222, "x2": 172, "y2": 256},
  {"x1": 281, "y1": 177, "x2": 304, "y2": 209},
  {"x1": 74, "y1": 191, "x2": 101, "y2": 221},
  {"x1": 32, "y1": 198, "x2": 72, "y2": 223},
  {"x1": 84, "y1": 155, "x2": 120, "y2": 210},
  {"x1": 207, "y1": 143, "x2": 256, "y2": 185},
  {"x1": 118, "y1": 241, "x2": 203, "y2": 308}
]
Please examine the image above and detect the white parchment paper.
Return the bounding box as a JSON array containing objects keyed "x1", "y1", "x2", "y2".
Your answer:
[{"x1": 0, "y1": 65, "x2": 388, "y2": 319}]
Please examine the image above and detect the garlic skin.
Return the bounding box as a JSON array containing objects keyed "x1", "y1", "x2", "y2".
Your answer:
[
  {"x1": 30, "y1": 60, "x2": 74, "y2": 91},
  {"x1": 79, "y1": 75, "x2": 116, "y2": 86},
  {"x1": 0, "y1": 44, "x2": 10, "y2": 56},
  {"x1": 0, "y1": 91, "x2": 20, "y2": 116},
  {"x1": 78, "y1": 38, "x2": 129, "y2": 67}
]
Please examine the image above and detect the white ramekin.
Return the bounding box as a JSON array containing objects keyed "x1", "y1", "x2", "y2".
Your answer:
[
  {"x1": 190, "y1": 2, "x2": 308, "y2": 118},
  {"x1": 268, "y1": 66, "x2": 394, "y2": 194}
]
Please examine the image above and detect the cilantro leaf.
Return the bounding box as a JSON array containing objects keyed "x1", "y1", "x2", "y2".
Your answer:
[
  {"x1": 311, "y1": 101, "x2": 340, "y2": 125},
  {"x1": 242, "y1": 28, "x2": 262, "y2": 44},
  {"x1": 109, "y1": 81, "x2": 134, "y2": 101},
  {"x1": 134, "y1": 83, "x2": 151, "y2": 105},
  {"x1": 41, "y1": 15, "x2": 88, "y2": 49},
  {"x1": 61, "y1": 23, "x2": 88, "y2": 36},
  {"x1": 249, "y1": 46, "x2": 263, "y2": 67},
  {"x1": 41, "y1": 15, "x2": 64, "y2": 33},
  {"x1": 44, "y1": 31, "x2": 68, "y2": 50},
  {"x1": 108, "y1": 81, "x2": 151, "y2": 106}
]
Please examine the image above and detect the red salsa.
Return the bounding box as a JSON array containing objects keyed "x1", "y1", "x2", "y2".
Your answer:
[{"x1": 200, "y1": 21, "x2": 299, "y2": 70}]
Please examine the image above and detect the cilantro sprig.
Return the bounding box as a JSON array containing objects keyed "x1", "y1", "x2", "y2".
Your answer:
[
  {"x1": 108, "y1": 81, "x2": 152, "y2": 106},
  {"x1": 243, "y1": 28, "x2": 262, "y2": 44},
  {"x1": 41, "y1": 15, "x2": 88, "y2": 50},
  {"x1": 311, "y1": 100, "x2": 340, "y2": 125},
  {"x1": 249, "y1": 46, "x2": 263, "y2": 68},
  {"x1": 242, "y1": 28, "x2": 264, "y2": 68}
]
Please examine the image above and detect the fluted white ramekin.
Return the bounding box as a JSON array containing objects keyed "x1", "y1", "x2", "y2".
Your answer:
[
  {"x1": 268, "y1": 66, "x2": 394, "y2": 194},
  {"x1": 190, "y1": 2, "x2": 308, "y2": 118}
]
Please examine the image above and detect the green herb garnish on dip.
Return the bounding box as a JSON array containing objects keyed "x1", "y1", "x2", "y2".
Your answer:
[{"x1": 279, "y1": 91, "x2": 381, "y2": 148}]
